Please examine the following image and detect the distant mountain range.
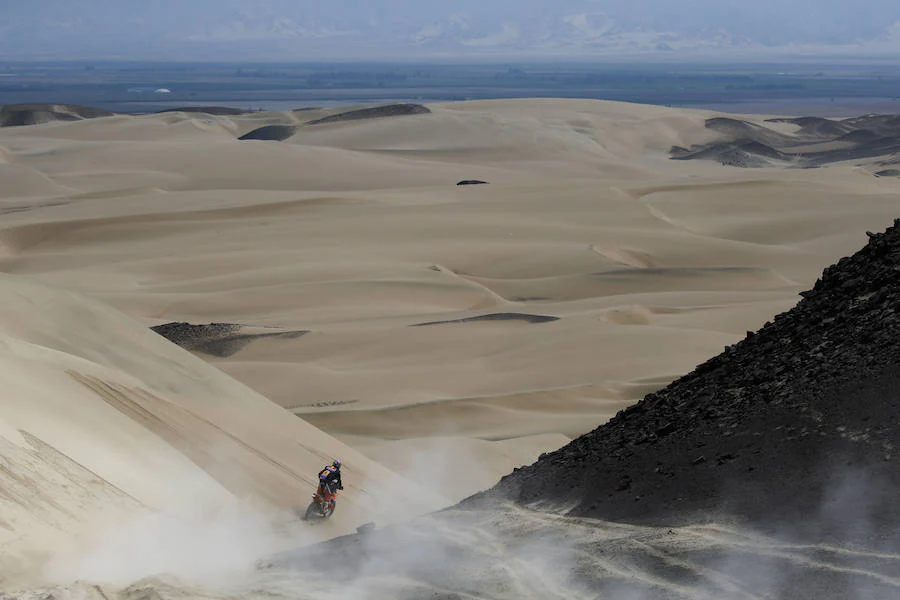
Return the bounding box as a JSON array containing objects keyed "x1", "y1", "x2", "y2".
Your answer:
[{"x1": 5, "y1": 1, "x2": 900, "y2": 60}]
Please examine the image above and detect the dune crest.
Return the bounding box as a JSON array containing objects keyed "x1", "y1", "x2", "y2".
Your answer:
[
  {"x1": 3, "y1": 99, "x2": 900, "y2": 595},
  {"x1": 0, "y1": 274, "x2": 444, "y2": 586}
]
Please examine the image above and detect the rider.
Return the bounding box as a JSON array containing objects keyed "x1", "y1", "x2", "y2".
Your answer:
[{"x1": 317, "y1": 459, "x2": 343, "y2": 502}]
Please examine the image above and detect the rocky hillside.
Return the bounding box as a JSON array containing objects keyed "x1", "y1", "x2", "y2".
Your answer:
[{"x1": 474, "y1": 219, "x2": 900, "y2": 543}]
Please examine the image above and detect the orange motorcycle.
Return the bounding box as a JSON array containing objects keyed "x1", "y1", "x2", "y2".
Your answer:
[{"x1": 304, "y1": 483, "x2": 338, "y2": 520}]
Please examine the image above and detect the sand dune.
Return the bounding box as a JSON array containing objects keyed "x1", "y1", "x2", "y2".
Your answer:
[
  {"x1": 0, "y1": 104, "x2": 114, "y2": 128},
  {"x1": 304, "y1": 103, "x2": 431, "y2": 126},
  {"x1": 2, "y1": 99, "x2": 900, "y2": 594},
  {"x1": 238, "y1": 125, "x2": 297, "y2": 142},
  {"x1": 0, "y1": 164, "x2": 72, "y2": 199},
  {"x1": 0, "y1": 275, "x2": 443, "y2": 587},
  {"x1": 674, "y1": 113, "x2": 900, "y2": 169}
]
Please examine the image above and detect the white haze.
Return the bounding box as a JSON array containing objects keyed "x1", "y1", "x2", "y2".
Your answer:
[
  {"x1": 4, "y1": 0, "x2": 900, "y2": 61},
  {"x1": 22, "y1": 435, "x2": 900, "y2": 599}
]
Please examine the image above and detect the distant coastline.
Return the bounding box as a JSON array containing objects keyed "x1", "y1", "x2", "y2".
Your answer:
[{"x1": 4, "y1": 61, "x2": 900, "y2": 118}]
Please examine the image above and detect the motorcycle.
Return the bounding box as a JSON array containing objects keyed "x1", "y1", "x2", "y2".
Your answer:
[{"x1": 304, "y1": 484, "x2": 338, "y2": 520}]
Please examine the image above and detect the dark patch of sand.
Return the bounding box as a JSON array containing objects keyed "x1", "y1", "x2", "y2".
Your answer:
[
  {"x1": 150, "y1": 322, "x2": 307, "y2": 357},
  {"x1": 304, "y1": 103, "x2": 430, "y2": 126},
  {"x1": 836, "y1": 129, "x2": 882, "y2": 144},
  {"x1": 238, "y1": 125, "x2": 298, "y2": 141},
  {"x1": 411, "y1": 313, "x2": 559, "y2": 327},
  {"x1": 672, "y1": 114, "x2": 900, "y2": 168},
  {"x1": 766, "y1": 116, "x2": 856, "y2": 138},
  {"x1": 0, "y1": 103, "x2": 115, "y2": 127},
  {"x1": 157, "y1": 106, "x2": 247, "y2": 116},
  {"x1": 671, "y1": 140, "x2": 791, "y2": 167}
]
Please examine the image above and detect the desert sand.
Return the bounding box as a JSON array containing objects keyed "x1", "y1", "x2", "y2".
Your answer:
[{"x1": 2, "y1": 98, "x2": 900, "y2": 594}]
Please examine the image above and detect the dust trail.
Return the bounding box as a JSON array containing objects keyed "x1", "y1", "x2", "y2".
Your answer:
[
  {"x1": 8, "y1": 501, "x2": 900, "y2": 600},
  {"x1": 40, "y1": 499, "x2": 304, "y2": 590},
  {"x1": 254, "y1": 502, "x2": 900, "y2": 600}
]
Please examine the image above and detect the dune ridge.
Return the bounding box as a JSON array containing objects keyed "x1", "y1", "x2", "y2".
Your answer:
[
  {"x1": 0, "y1": 274, "x2": 444, "y2": 586},
  {"x1": 2, "y1": 99, "x2": 899, "y2": 493},
  {"x1": 2, "y1": 99, "x2": 900, "y2": 597},
  {"x1": 673, "y1": 114, "x2": 900, "y2": 169},
  {"x1": 0, "y1": 104, "x2": 115, "y2": 128}
]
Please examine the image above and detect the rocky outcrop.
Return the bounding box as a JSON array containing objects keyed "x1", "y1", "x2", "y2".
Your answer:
[{"x1": 474, "y1": 219, "x2": 900, "y2": 543}]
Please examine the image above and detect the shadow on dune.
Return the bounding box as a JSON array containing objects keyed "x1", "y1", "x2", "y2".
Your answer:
[
  {"x1": 150, "y1": 322, "x2": 308, "y2": 358},
  {"x1": 304, "y1": 103, "x2": 430, "y2": 126},
  {"x1": 0, "y1": 103, "x2": 115, "y2": 127},
  {"x1": 238, "y1": 125, "x2": 298, "y2": 141},
  {"x1": 411, "y1": 313, "x2": 560, "y2": 327},
  {"x1": 157, "y1": 106, "x2": 248, "y2": 116}
]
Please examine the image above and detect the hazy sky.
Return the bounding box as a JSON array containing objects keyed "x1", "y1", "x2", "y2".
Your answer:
[{"x1": 4, "y1": 1, "x2": 900, "y2": 61}]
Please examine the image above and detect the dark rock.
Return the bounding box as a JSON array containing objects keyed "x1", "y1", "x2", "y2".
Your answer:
[
  {"x1": 466, "y1": 218, "x2": 900, "y2": 544},
  {"x1": 655, "y1": 422, "x2": 676, "y2": 437}
]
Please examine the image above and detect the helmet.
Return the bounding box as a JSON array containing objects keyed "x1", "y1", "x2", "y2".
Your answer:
[{"x1": 332, "y1": 459, "x2": 342, "y2": 469}]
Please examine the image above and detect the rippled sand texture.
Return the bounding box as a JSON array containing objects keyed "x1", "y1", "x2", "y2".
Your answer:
[{"x1": 2, "y1": 101, "x2": 900, "y2": 587}]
